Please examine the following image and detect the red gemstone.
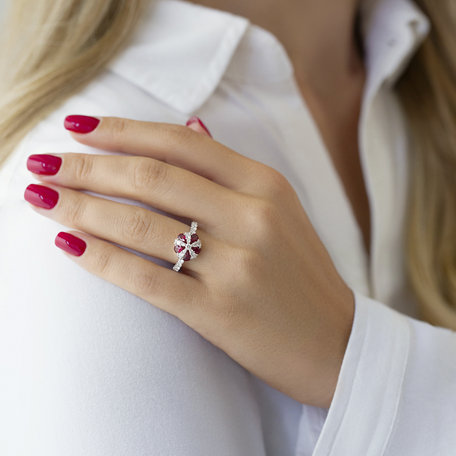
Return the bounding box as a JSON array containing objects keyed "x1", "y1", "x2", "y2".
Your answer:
[
  {"x1": 190, "y1": 234, "x2": 199, "y2": 243},
  {"x1": 183, "y1": 250, "x2": 191, "y2": 261},
  {"x1": 174, "y1": 245, "x2": 185, "y2": 253},
  {"x1": 177, "y1": 233, "x2": 187, "y2": 242},
  {"x1": 192, "y1": 247, "x2": 201, "y2": 254}
]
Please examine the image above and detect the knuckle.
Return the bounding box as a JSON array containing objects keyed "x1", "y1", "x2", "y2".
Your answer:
[
  {"x1": 130, "y1": 268, "x2": 159, "y2": 300},
  {"x1": 260, "y1": 166, "x2": 292, "y2": 198},
  {"x1": 235, "y1": 247, "x2": 259, "y2": 277},
  {"x1": 119, "y1": 208, "x2": 156, "y2": 244},
  {"x1": 164, "y1": 123, "x2": 196, "y2": 146},
  {"x1": 64, "y1": 194, "x2": 87, "y2": 227},
  {"x1": 243, "y1": 197, "x2": 280, "y2": 240},
  {"x1": 93, "y1": 249, "x2": 113, "y2": 276},
  {"x1": 131, "y1": 158, "x2": 169, "y2": 194},
  {"x1": 108, "y1": 117, "x2": 128, "y2": 144},
  {"x1": 203, "y1": 288, "x2": 240, "y2": 331},
  {"x1": 72, "y1": 154, "x2": 93, "y2": 182},
  {"x1": 222, "y1": 247, "x2": 259, "y2": 285}
]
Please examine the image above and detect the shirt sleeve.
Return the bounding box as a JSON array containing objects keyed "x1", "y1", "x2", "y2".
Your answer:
[{"x1": 296, "y1": 289, "x2": 456, "y2": 456}]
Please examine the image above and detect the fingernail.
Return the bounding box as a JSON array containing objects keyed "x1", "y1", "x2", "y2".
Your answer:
[
  {"x1": 186, "y1": 116, "x2": 212, "y2": 138},
  {"x1": 27, "y1": 154, "x2": 62, "y2": 175},
  {"x1": 24, "y1": 184, "x2": 59, "y2": 209},
  {"x1": 55, "y1": 232, "x2": 86, "y2": 256},
  {"x1": 64, "y1": 115, "x2": 100, "y2": 133}
]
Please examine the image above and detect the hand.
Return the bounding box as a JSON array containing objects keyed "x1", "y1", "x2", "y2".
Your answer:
[{"x1": 24, "y1": 115, "x2": 354, "y2": 408}]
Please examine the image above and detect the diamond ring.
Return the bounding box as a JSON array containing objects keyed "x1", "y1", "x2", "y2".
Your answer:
[{"x1": 173, "y1": 221, "x2": 201, "y2": 272}]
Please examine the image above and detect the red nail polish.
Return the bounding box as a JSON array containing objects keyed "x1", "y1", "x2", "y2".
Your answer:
[
  {"x1": 55, "y1": 232, "x2": 86, "y2": 256},
  {"x1": 186, "y1": 116, "x2": 212, "y2": 138},
  {"x1": 24, "y1": 184, "x2": 59, "y2": 209},
  {"x1": 64, "y1": 115, "x2": 100, "y2": 133},
  {"x1": 27, "y1": 154, "x2": 62, "y2": 175}
]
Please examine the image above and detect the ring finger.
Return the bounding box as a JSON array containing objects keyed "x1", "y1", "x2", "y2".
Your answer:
[{"x1": 23, "y1": 183, "x2": 218, "y2": 275}]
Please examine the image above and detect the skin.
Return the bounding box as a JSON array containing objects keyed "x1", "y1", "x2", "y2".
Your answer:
[
  {"x1": 191, "y1": 0, "x2": 371, "y2": 258},
  {"x1": 23, "y1": 0, "x2": 365, "y2": 408},
  {"x1": 25, "y1": 117, "x2": 354, "y2": 409}
]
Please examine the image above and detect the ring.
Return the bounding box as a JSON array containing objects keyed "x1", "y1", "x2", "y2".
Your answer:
[{"x1": 173, "y1": 221, "x2": 202, "y2": 272}]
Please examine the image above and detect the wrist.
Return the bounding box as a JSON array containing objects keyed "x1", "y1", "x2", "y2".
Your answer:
[
  {"x1": 321, "y1": 285, "x2": 355, "y2": 408},
  {"x1": 301, "y1": 284, "x2": 355, "y2": 408}
]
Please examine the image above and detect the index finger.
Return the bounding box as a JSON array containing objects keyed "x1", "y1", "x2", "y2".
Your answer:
[{"x1": 64, "y1": 115, "x2": 264, "y2": 191}]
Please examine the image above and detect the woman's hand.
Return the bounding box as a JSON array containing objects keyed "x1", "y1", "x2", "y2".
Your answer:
[{"x1": 24, "y1": 115, "x2": 354, "y2": 409}]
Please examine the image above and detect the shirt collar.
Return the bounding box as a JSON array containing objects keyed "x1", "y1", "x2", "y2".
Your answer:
[
  {"x1": 107, "y1": 0, "x2": 249, "y2": 114},
  {"x1": 107, "y1": 0, "x2": 430, "y2": 114},
  {"x1": 359, "y1": 0, "x2": 430, "y2": 98}
]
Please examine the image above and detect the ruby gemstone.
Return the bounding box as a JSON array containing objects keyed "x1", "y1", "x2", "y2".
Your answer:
[{"x1": 174, "y1": 245, "x2": 185, "y2": 253}]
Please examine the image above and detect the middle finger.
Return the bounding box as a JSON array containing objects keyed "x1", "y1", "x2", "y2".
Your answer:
[{"x1": 27, "y1": 153, "x2": 247, "y2": 233}]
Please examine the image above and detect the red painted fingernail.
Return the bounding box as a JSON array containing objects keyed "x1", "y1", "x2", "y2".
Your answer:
[
  {"x1": 64, "y1": 115, "x2": 100, "y2": 133},
  {"x1": 24, "y1": 184, "x2": 59, "y2": 209},
  {"x1": 27, "y1": 154, "x2": 62, "y2": 175},
  {"x1": 55, "y1": 232, "x2": 86, "y2": 256},
  {"x1": 186, "y1": 116, "x2": 212, "y2": 138}
]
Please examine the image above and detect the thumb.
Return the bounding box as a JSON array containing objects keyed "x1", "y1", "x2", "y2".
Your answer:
[{"x1": 185, "y1": 116, "x2": 212, "y2": 138}]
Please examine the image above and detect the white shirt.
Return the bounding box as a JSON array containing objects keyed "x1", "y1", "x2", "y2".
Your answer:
[{"x1": 1, "y1": 0, "x2": 455, "y2": 454}]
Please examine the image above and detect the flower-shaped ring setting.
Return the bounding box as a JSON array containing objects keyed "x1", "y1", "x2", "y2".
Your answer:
[{"x1": 173, "y1": 221, "x2": 201, "y2": 272}]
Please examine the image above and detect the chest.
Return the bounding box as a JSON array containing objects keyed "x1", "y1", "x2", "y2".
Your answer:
[
  {"x1": 326, "y1": 135, "x2": 372, "y2": 260},
  {"x1": 295, "y1": 79, "x2": 373, "y2": 261}
]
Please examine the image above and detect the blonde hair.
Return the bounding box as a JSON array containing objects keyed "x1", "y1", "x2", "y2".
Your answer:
[
  {"x1": 397, "y1": 0, "x2": 456, "y2": 329},
  {"x1": 0, "y1": 0, "x2": 148, "y2": 168},
  {"x1": 0, "y1": 0, "x2": 455, "y2": 329}
]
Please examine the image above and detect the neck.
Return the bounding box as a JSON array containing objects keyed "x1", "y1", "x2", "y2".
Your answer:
[{"x1": 188, "y1": 0, "x2": 364, "y2": 101}]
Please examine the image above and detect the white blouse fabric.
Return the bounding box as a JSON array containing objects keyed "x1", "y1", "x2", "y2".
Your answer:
[{"x1": 1, "y1": 0, "x2": 456, "y2": 454}]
